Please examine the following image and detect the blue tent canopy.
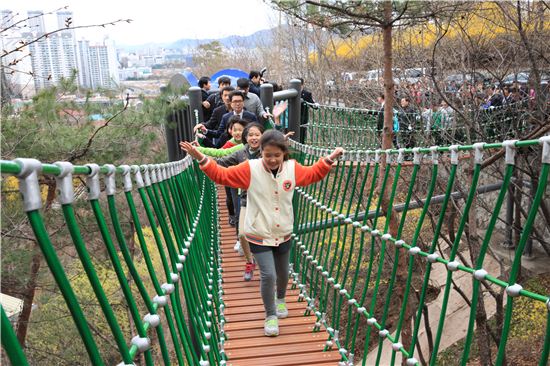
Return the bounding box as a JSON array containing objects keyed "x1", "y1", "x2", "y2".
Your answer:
[{"x1": 171, "y1": 68, "x2": 248, "y2": 89}]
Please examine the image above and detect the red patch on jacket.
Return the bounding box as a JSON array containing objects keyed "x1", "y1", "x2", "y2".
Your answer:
[{"x1": 282, "y1": 180, "x2": 293, "y2": 191}]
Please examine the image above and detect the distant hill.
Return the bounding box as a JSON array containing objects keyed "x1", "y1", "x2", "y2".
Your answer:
[
  {"x1": 169, "y1": 28, "x2": 274, "y2": 50},
  {"x1": 118, "y1": 28, "x2": 275, "y2": 53}
]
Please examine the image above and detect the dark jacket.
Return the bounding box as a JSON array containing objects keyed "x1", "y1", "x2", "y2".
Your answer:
[
  {"x1": 249, "y1": 83, "x2": 261, "y2": 97},
  {"x1": 206, "y1": 110, "x2": 258, "y2": 148},
  {"x1": 216, "y1": 145, "x2": 261, "y2": 207},
  {"x1": 204, "y1": 105, "x2": 230, "y2": 130}
]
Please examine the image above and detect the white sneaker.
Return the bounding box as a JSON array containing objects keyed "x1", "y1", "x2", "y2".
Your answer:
[{"x1": 264, "y1": 315, "x2": 279, "y2": 336}]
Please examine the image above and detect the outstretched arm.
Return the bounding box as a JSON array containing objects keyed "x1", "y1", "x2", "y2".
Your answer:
[
  {"x1": 295, "y1": 147, "x2": 344, "y2": 186},
  {"x1": 180, "y1": 141, "x2": 250, "y2": 189}
]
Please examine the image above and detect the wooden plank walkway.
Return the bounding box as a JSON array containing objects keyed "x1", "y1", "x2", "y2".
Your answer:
[{"x1": 217, "y1": 191, "x2": 341, "y2": 366}]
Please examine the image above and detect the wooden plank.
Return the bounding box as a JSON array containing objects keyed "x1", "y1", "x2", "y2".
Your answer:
[
  {"x1": 224, "y1": 315, "x2": 317, "y2": 331},
  {"x1": 222, "y1": 289, "x2": 299, "y2": 302},
  {"x1": 226, "y1": 350, "x2": 340, "y2": 366},
  {"x1": 226, "y1": 323, "x2": 316, "y2": 340},
  {"x1": 217, "y1": 195, "x2": 340, "y2": 366},
  {"x1": 226, "y1": 341, "x2": 327, "y2": 359},
  {"x1": 224, "y1": 300, "x2": 305, "y2": 315},
  {"x1": 225, "y1": 331, "x2": 327, "y2": 350},
  {"x1": 226, "y1": 308, "x2": 309, "y2": 323}
]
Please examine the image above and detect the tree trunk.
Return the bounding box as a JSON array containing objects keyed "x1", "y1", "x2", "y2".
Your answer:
[{"x1": 16, "y1": 251, "x2": 41, "y2": 346}]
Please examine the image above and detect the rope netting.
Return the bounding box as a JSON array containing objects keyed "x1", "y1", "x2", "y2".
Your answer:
[
  {"x1": 287, "y1": 137, "x2": 550, "y2": 365},
  {"x1": 1, "y1": 136, "x2": 549, "y2": 366},
  {"x1": 304, "y1": 102, "x2": 531, "y2": 150},
  {"x1": 1, "y1": 158, "x2": 226, "y2": 365}
]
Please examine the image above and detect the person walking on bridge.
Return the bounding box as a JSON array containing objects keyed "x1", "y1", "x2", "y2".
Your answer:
[{"x1": 180, "y1": 133, "x2": 343, "y2": 337}]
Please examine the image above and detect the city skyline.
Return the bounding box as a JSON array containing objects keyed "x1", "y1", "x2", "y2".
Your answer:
[{"x1": 2, "y1": 0, "x2": 279, "y2": 46}]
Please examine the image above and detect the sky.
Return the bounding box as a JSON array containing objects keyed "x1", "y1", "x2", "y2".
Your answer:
[{"x1": 3, "y1": 0, "x2": 280, "y2": 45}]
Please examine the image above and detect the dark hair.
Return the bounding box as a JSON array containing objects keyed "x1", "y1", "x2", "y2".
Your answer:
[
  {"x1": 198, "y1": 76, "x2": 210, "y2": 88},
  {"x1": 227, "y1": 116, "x2": 247, "y2": 133},
  {"x1": 242, "y1": 122, "x2": 265, "y2": 143},
  {"x1": 221, "y1": 86, "x2": 235, "y2": 94},
  {"x1": 265, "y1": 81, "x2": 282, "y2": 92},
  {"x1": 297, "y1": 77, "x2": 304, "y2": 85},
  {"x1": 218, "y1": 76, "x2": 231, "y2": 86},
  {"x1": 260, "y1": 130, "x2": 290, "y2": 161},
  {"x1": 229, "y1": 90, "x2": 245, "y2": 101},
  {"x1": 249, "y1": 70, "x2": 260, "y2": 79},
  {"x1": 237, "y1": 78, "x2": 250, "y2": 89}
]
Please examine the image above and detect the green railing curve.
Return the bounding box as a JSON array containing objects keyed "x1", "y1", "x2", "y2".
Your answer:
[{"x1": 1, "y1": 136, "x2": 550, "y2": 366}]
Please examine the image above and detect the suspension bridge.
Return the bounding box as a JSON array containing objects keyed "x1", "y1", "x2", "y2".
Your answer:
[{"x1": 1, "y1": 81, "x2": 549, "y2": 366}]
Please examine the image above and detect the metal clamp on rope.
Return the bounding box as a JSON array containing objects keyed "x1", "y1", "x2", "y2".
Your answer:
[
  {"x1": 131, "y1": 336, "x2": 151, "y2": 353},
  {"x1": 103, "y1": 164, "x2": 116, "y2": 195},
  {"x1": 161, "y1": 283, "x2": 175, "y2": 295},
  {"x1": 473, "y1": 269, "x2": 488, "y2": 281},
  {"x1": 430, "y1": 146, "x2": 439, "y2": 165},
  {"x1": 143, "y1": 313, "x2": 160, "y2": 328},
  {"x1": 140, "y1": 165, "x2": 151, "y2": 187},
  {"x1": 381, "y1": 233, "x2": 392, "y2": 241},
  {"x1": 412, "y1": 147, "x2": 421, "y2": 165},
  {"x1": 473, "y1": 142, "x2": 485, "y2": 164},
  {"x1": 54, "y1": 161, "x2": 74, "y2": 205},
  {"x1": 120, "y1": 165, "x2": 132, "y2": 192},
  {"x1": 15, "y1": 158, "x2": 43, "y2": 212},
  {"x1": 427, "y1": 253, "x2": 439, "y2": 263},
  {"x1": 502, "y1": 140, "x2": 518, "y2": 165},
  {"x1": 153, "y1": 295, "x2": 167, "y2": 307},
  {"x1": 378, "y1": 329, "x2": 389, "y2": 338},
  {"x1": 364, "y1": 151, "x2": 371, "y2": 164},
  {"x1": 409, "y1": 247, "x2": 421, "y2": 256},
  {"x1": 447, "y1": 260, "x2": 460, "y2": 272},
  {"x1": 540, "y1": 135, "x2": 550, "y2": 164},
  {"x1": 506, "y1": 283, "x2": 523, "y2": 297},
  {"x1": 374, "y1": 149, "x2": 381, "y2": 163},
  {"x1": 159, "y1": 164, "x2": 167, "y2": 182},
  {"x1": 385, "y1": 149, "x2": 392, "y2": 164},
  {"x1": 176, "y1": 263, "x2": 183, "y2": 272},
  {"x1": 397, "y1": 148, "x2": 405, "y2": 164},
  {"x1": 117, "y1": 363, "x2": 135, "y2": 366},
  {"x1": 449, "y1": 145, "x2": 460, "y2": 165},
  {"x1": 406, "y1": 357, "x2": 419, "y2": 366},
  {"x1": 178, "y1": 254, "x2": 186, "y2": 263},
  {"x1": 170, "y1": 272, "x2": 179, "y2": 283},
  {"x1": 131, "y1": 165, "x2": 145, "y2": 188},
  {"x1": 83, "y1": 163, "x2": 101, "y2": 201},
  {"x1": 395, "y1": 240, "x2": 405, "y2": 248},
  {"x1": 392, "y1": 342, "x2": 403, "y2": 351},
  {"x1": 148, "y1": 164, "x2": 158, "y2": 184},
  {"x1": 367, "y1": 317, "x2": 376, "y2": 325}
]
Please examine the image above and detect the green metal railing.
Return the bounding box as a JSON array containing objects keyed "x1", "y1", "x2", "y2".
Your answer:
[
  {"x1": 288, "y1": 136, "x2": 550, "y2": 365},
  {"x1": 1, "y1": 157, "x2": 226, "y2": 365}
]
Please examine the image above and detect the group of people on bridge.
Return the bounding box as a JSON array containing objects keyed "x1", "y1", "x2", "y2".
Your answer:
[{"x1": 180, "y1": 69, "x2": 342, "y2": 337}]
